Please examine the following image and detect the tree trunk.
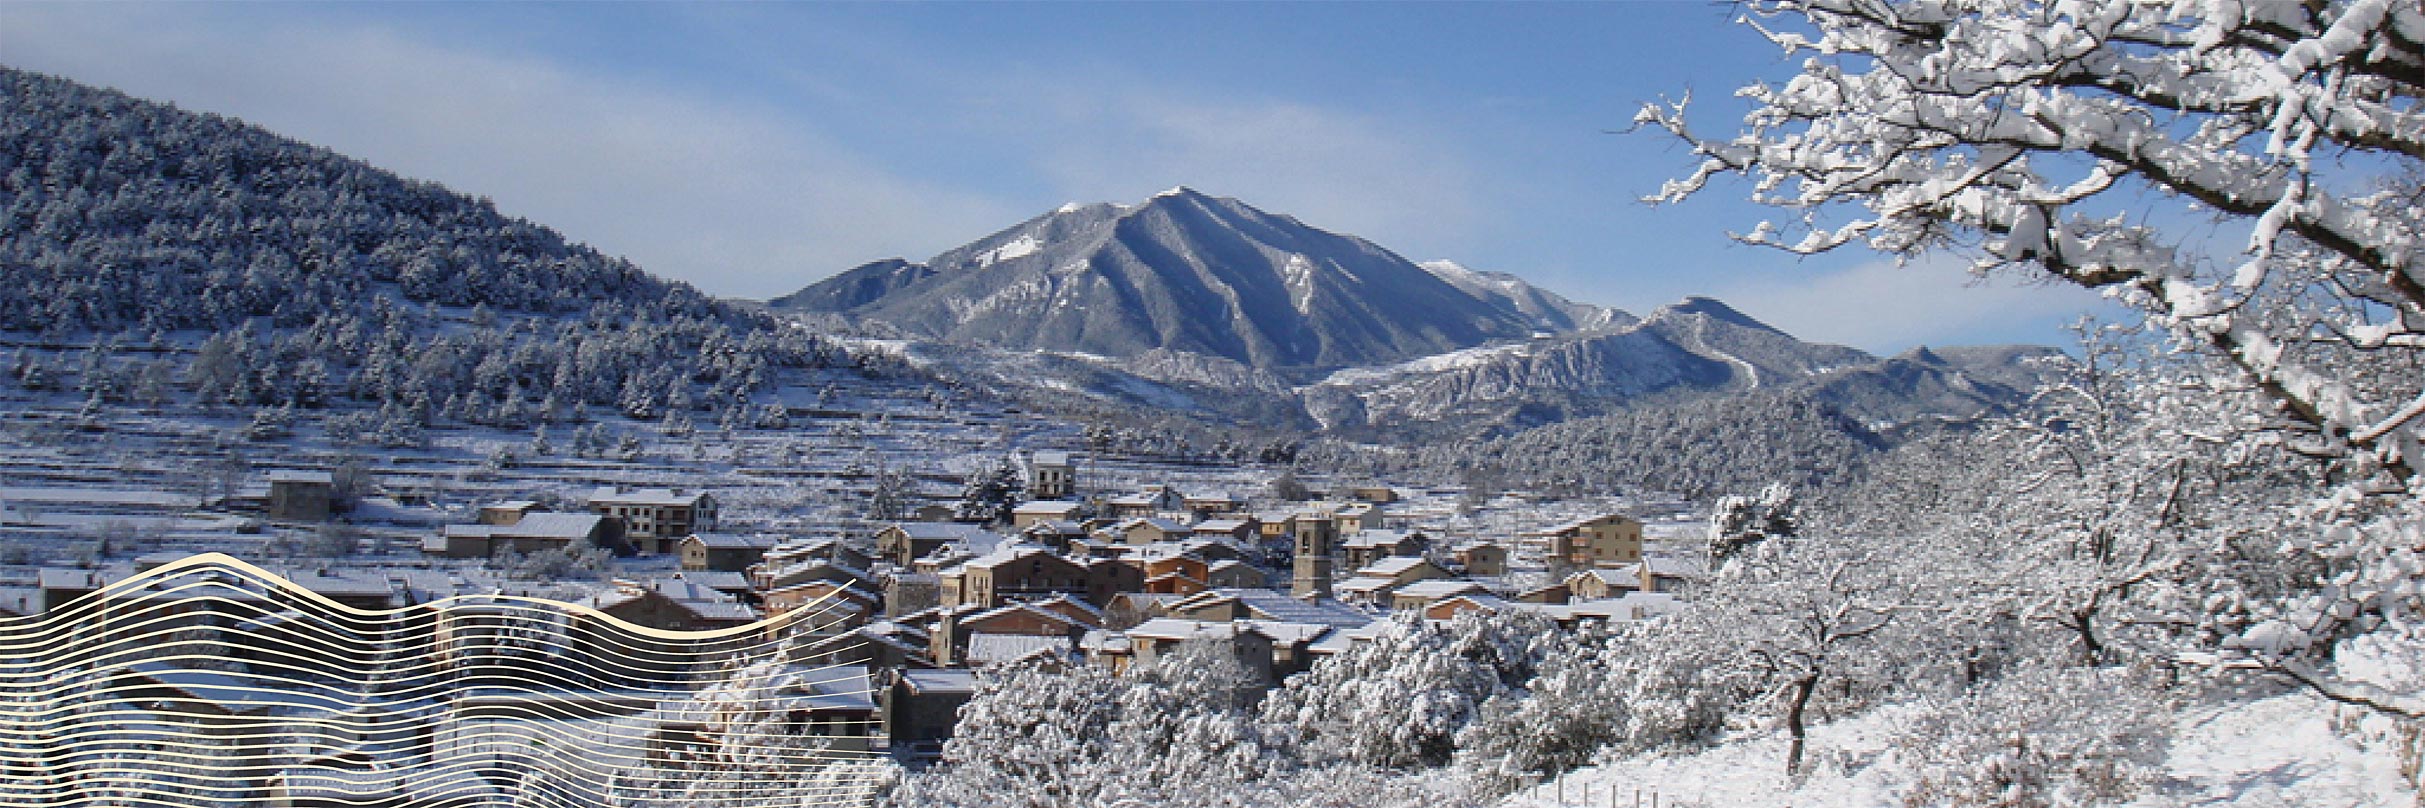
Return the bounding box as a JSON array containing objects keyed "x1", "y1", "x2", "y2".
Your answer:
[
  {"x1": 1785, "y1": 672, "x2": 1819, "y2": 777},
  {"x1": 2073, "y1": 607, "x2": 2105, "y2": 666}
]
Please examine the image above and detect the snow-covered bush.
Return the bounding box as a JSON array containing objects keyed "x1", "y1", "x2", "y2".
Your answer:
[
  {"x1": 1456, "y1": 627, "x2": 1632, "y2": 794},
  {"x1": 894, "y1": 640, "x2": 1290, "y2": 808},
  {"x1": 1894, "y1": 667, "x2": 2173, "y2": 808},
  {"x1": 1263, "y1": 610, "x2": 1567, "y2": 769}
]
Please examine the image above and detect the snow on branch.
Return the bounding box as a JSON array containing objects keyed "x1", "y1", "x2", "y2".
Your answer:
[{"x1": 1646, "y1": 0, "x2": 2425, "y2": 481}]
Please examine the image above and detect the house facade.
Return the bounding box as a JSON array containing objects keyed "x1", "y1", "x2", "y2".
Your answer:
[
  {"x1": 1521, "y1": 513, "x2": 1644, "y2": 569},
  {"x1": 587, "y1": 488, "x2": 718, "y2": 555}
]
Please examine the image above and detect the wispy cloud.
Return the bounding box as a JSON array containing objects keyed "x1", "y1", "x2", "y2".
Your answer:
[{"x1": 1714, "y1": 256, "x2": 2124, "y2": 353}]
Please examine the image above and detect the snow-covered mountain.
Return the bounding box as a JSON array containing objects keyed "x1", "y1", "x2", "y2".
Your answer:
[
  {"x1": 772, "y1": 189, "x2": 1550, "y2": 378},
  {"x1": 1304, "y1": 297, "x2": 1873, "y2": 432},
  {"x1": 1417, "y1": 259, "x2": 1633, "y2": 334}
]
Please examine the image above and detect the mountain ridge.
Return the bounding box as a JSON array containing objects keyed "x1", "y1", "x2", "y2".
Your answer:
[{"x1": 772, "y1": 189, "x2": 1558, "y2": 378}]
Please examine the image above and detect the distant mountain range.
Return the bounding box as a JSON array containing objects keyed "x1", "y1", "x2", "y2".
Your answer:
[{"x1": 776, "y1": 192, "x2": 2065, "y2": 436}]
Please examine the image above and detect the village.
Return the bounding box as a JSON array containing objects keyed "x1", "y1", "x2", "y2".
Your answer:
[{"x1": 0, "y1": 450, "x2": 1701, "y2": 804}]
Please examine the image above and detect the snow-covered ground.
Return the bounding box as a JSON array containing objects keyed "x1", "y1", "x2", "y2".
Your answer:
[{"x1": 1503, "y1": 692, "x2": 2412, "y2": 808}]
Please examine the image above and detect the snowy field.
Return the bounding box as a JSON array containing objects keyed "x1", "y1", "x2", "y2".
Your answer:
[{"x1": 1503, "y1": 692, "x2": 2412, "y2": 808}]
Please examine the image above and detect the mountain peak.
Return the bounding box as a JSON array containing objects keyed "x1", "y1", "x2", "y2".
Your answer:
[
  {"x1": 1652, "y1": 296, "x2": 1784, "y2": 335},
  {"x1": 1894, "y1": 345, "x2": 1946, "y2": 365},
  {"x1": 775, "y1": 189, "x2": 1540, "y2": 374}
]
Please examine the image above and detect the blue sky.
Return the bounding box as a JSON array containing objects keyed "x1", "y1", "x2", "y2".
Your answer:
[{"x1": 0, "y1": 1, "x2": 2118, "y2": 353}]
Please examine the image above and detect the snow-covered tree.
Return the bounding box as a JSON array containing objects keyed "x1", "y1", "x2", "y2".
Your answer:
[
  {"x1": 894, "y1": 640, "x2": 1291, "y2": 808},
  {"x1": 1895, "y1": 667, "x2": 2174, "y2": 808},
  {"x1": 1647, "y1": 0, "x2": 2425, "y2": 720},
  {"x1": 1663, "y1": 533, "x2": 1914, "y2": 777},
  {"x1": 602, "y1": 660, "x2": 898, "y2": 807},
  {"x1": 1708, "y1": 482, "x2": 1798, "y2": 565},
  {"x1": 1455, "y1": 625, "x2": 1631, "y2": 794},
  {"x1": 865, "y1": 459, "x2": 916, "y2": 522},
  {"x1": 953, "y1": 455, "x2": 1024, "y2": 525},
  {"x1": 1645, "y1": 0, "x2": 2425, "y2": 481},
  {"x1": 890, "y1": 660, "x2": 1125, "y2": 807},
  {"x1": 1263, "y1": 610, "x2": 1567, "y2": 770}
]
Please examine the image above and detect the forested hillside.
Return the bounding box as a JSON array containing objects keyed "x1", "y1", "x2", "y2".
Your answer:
[
  {"x1": 0, "y1": 67, "x2": 854, "y2": 436},
  {"x1": 1301, "y1": 388, "x2": 1887, "y2": 501}
]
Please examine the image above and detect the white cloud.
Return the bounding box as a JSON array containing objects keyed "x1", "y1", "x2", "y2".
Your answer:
[
  {"x1": 1712, "y1": 256, "x2": 2125, "y2": 352},
  {"x1": 0, "y1": 6, "x2": 1021, "y2": 300}
]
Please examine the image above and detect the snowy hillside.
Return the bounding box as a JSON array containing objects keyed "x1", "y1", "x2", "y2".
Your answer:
[
  {"x1": 1417, "y1": 260, "x2": 1633, "y2": 334},
  {"x1": 1504, "y1": 692, "x2": 2412, "y2": 808}
]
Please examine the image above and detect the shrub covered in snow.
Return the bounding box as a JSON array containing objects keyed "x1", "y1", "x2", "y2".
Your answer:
[{"x1": 1893, "y1": 668, "x2": 2173, "y2": 808}]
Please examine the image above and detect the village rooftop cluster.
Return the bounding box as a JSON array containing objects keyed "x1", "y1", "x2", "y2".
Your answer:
[{"x1": 0, "y1": 450, "x2": 1701, "y2": 799}]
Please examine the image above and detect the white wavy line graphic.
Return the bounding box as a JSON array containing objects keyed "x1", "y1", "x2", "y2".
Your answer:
[{"x1": 0, "y1": 553, "x2": 895, "y2": 807}]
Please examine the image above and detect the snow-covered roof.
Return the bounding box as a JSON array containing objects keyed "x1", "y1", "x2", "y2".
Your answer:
[
  {"x1": 1193, "y1": 519, "x2": 1250, "y2": 533},
  {"x1": 1145, "y1": 571, "x2": 1207, "y2": 588},
  {"x1": 967, "y1": 601, "x2": 1085, "y2": 630},
  {"x1": 683, "y1": 533, "x2": 775, "y2": 550},
  {"x1": 588, "y1": 487, "x2": 709, "y2": 508},
  {"x1": 118, "y1": 661, "x2": 360, "y2": 714},
  {"x1": 681, "y1": 601, "x2": 761, "y2": 622},
  {"x1": 966, "y1": 633, "x2": 1071, "y2": 667},
  {"x1": 641, "y1": 577, "x2": 736, "y2": 604},
  {"x1": 1168, "y1": 588, "x2": 1373, "y2": 627},
  {"x1": 763, "y1": 559, "x2": 874, "y2": 587},
  {"x1": 804, "y1": 624, "x2": 931, "y2": 662},
  {"x1": 1032, "y1": 451, "x2": 1072, "y2": 467},
  {"x1": 1515, "y1": 582, "x2": 1570, "y2": 600},
  {"x1": 1245, "y1": 620, "x2": 1333, "y2": 646},
  {"x1": 764, "y1": 579, "x2": 881, "y2": 607},
  {"x1": 1390, "y1": 580, "x2": 1487, "y2": 601},
  {"x1": 269, "y1": 470, "x2": 334, "y2": 485},
  {"x1": 1569, "y1": 567, "x2": 1640, "y2": 588},
  {"x1": 1033, "y1": 593, "x2": 1105, "y2": 622},
  {"x1": 1523, "y1": 513, "x2": 1639, "y2": 535},
  {"x1": 1127, "y1": 618, "x2": 1252, "y2": 642},
  {"x1": 444, "y1": 512, "x2": 605, "y2": 541},
  {"x1": 891, "y1": 522, "x2": 990, "y2": 540},
  {"x1": 1121, "y1": 517, "x2": 1190, "y2": 533},
  {"x1": 1434, "y1": 593, "x2": 1511, "y2": 613},
  {"x1": 272, "y1": 568, "x2": 398, "y2": 599},
  {"x1": 899, "y1": 668, "x2": 978, "y2": 695},
  {"x1": 1354, "y1": 556, "x2": 1436, "y2": 578},
  {"x1": 667, "y1": 570, "x2": 750, "y2": 592},
  {"x1": 1079, "y1": 629, "x2": 1132, "y2": 654},
  {"x1": 1342, "y1": 530, "x2": 1418, "y2": 549},
  {"x1": 1335, "y1": 577, "x2": 1398, "y2": 595},
  {"x1": 1023, "y1": 520, "x2": 1089, "y2": 536},
  {"x1": 1011, "y1": 500, "x2": 1084, "y2": 516},
  {"x1": 963, "y1": 545, "x2": 1069, "y2": 570},
  {"x1": 1306, "y1": 620, "x2": 1388, "y2": 655}
]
